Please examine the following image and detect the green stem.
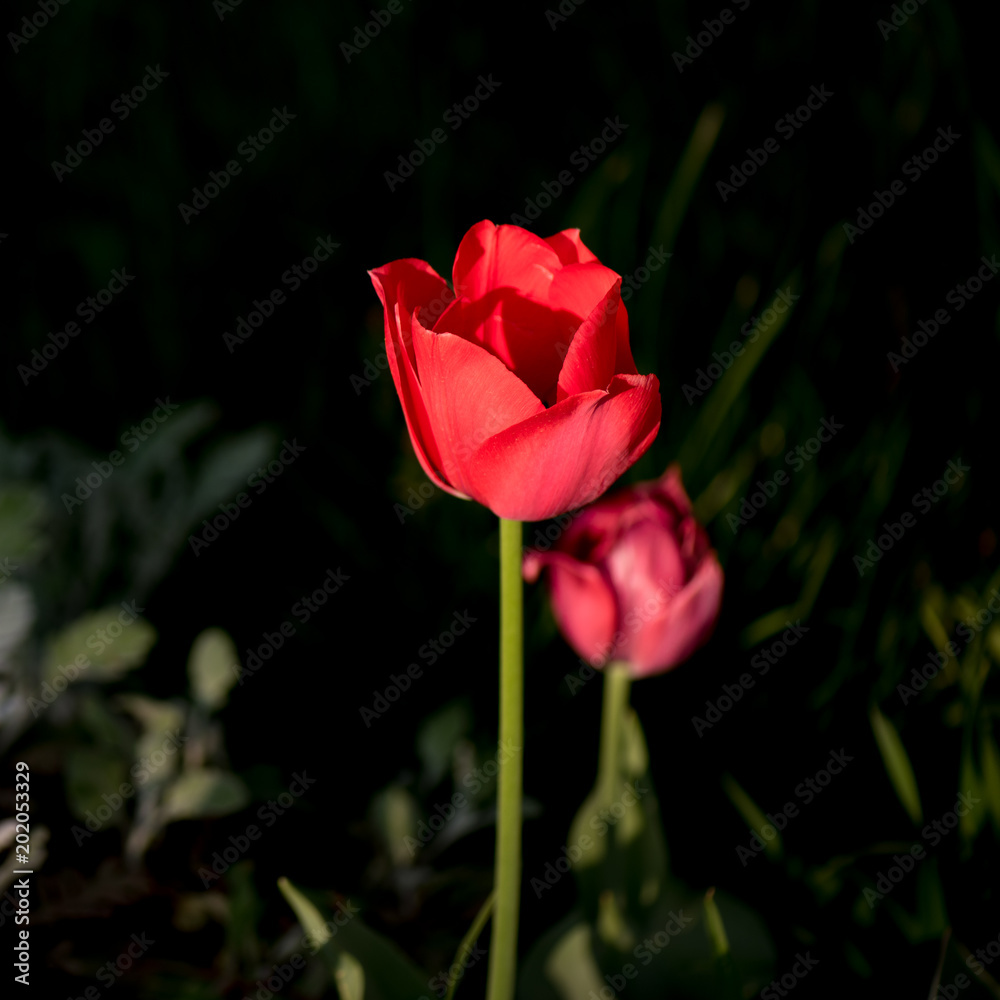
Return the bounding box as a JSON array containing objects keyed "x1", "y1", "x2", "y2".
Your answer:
[
  {"x1": 486, "y1": 518, "x2": 524, "y2": 1000},
  {"x1": 597, "y1": 662, "x2": 632, "y2": 812}
]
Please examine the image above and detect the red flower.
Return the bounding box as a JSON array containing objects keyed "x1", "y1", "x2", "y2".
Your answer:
[
  {"x1": 523, "y1": 465, "x2": 723, "y2": 678},
  {"x1": 368, "y1": 220, "x2": 661, "y2": 521}
]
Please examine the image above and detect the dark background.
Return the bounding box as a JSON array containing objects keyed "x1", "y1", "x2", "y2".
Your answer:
[{"x1": 2, "y1": 1, "x2": 999, "y2": 997}]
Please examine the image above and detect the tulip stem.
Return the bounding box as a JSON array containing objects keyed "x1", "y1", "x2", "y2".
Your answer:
[
  {"x1": 487, "y1": 518, "x2": 524, "y2": 1000},
  {"x1": 598, "y1": 662, "x2": 632, "y2": 811}
]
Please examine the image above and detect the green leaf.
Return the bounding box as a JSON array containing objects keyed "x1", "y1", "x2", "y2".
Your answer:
[
  {"x1": 65, "y1": 746, "x2": 129, "y2": 821},
  {"x1": 543, "y1": 922, "x2": 607, "y2": 1000},
  {"x1": 161, "y1": 769, "x2": 248, "y2": 821},
  {"x1": 566, "y1": 707, "x2": 668, "y2": 922},
  {"x1": 721, "y1": 773, "x2": 782, "y2": 859},
  {"x1": 0, "y1": 486, "x2": 49, "y2": 569},
  {"x1": 188, "y1": 628, "x2": 239, "y2": 711},
  {"x1": 278, "y1": 878, "x2": 431, "y2": 1000},
  {"x1": 278, "y1": 876, "x2": 334, "y2": 953},
  {"x1": 703, "y1": 888, "x2": 743, "y2": 999},
  {"x1": 870, "y1": 705, "x2": 922, "y2": 825},
  {"x1": 45, "y1": 607, "x2": 156, "y2": 683},
  {"x1": 416, "y1": 700, "x2": 471, "y2": 789},
  {"x1": 959, "y1": 747, "x2": 984, "y2": 842},
  {"x1": 335, "y1": 952, "x2": 366, "y2": 1000}
]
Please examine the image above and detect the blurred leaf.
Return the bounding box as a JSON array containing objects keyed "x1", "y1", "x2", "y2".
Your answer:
[
  {"x1": 567, "y1": 706, "x2": 668, "y2": 921},
  {"x1": 371, "y1": 784, "x2": 419, "y2": 866},
  {"x1": 188, "y1": 628, "x2": 239, "y2": 712},
  {"x1": 0, "y1": 583, "x2": 35, "y2": 667},
  {"x1": 65, "y1": 746, "x2": 129, "y2": 822},
  {"x1": 223, "y1": 861, "x2": 262, "y2": 969},
  {"x1": 118, "y1": 693, "x2": 187, "y2": 743},
  {"x1": 870, "y1": 705, "x2": 922, "y2": 825},
  {"x1": 543, "y1": 922, "x2": 607, "y2": 1000},
  {"x1": 703, "y1": 888, "x2": 742, "y2": 999},
  {"x1": 336, "y1": 952, "x2": 366, "y2": 1000},
  {"x1": 416, "y1": 700, "x2": 471, "y2": 790},
  {"x1": 703, "y1": 888, "x2": 729, "y2": 958},
  {"x1": 0, "y1": 486, "x2": 48, "y2": 569},
  {"x1": 278, "y1": 878, "x2": 430, "y2": 1000},
  {"x1": 162, "y1": 769, "x2": 248, "y2": 821},
  {"x1": 278, "y1": 876, "x2": 333, "y2": 952},
  {"x1": 959, "y1": 747, "x2": 984, "y2": 843},
  {"x1": 45, "y1": 607, "x2": 156, "y2": 683},
  {"x1": 920, "y1": 596, "x2": 952, "y2": 657},
  {"x1": 721, "y1": 773, "x2": 782, "y2": 860},
  {"x1": 187, "y1": 428, "x2": 277, "y2": 518}
]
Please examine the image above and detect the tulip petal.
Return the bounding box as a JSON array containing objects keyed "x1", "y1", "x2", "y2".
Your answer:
[
  {"x1": 431, "y1": 289, "x2": 581, "y2": 404},
  {"x1": 628, "y1": 554, "x2": 725, "y2": 678},
  {"x1": 603, "y1": 520, "x2": 687, "y2": 638},
  {"x1": 409, "y1": 311, "x2": 545, "y2": 498},
  {"x1": 452, "y1": 220, "x2": 563, "y2": 301},
  {"x1": 545, "y1": 228, "x2": 599, "y2": 265},
  {"x1": 525, "y1": 551, "x2": 619, "y2": 667},
  {"x1": 467, "y1": 373, "x2": 662, "y2": 521},
  {"x1": 556, "y1": 281, "x2": 620, "y2": 401},
  {"x1": 368, "y1": 261, "x2": 461, "y2": 496}
]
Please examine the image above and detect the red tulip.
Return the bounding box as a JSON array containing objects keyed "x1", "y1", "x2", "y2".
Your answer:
[
  {"x1": 369, "y1": 220, "x2": 661, "y2": 521},
  {"x1": 523, "y1": 465, "x2": 723, "y2": 678}
]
